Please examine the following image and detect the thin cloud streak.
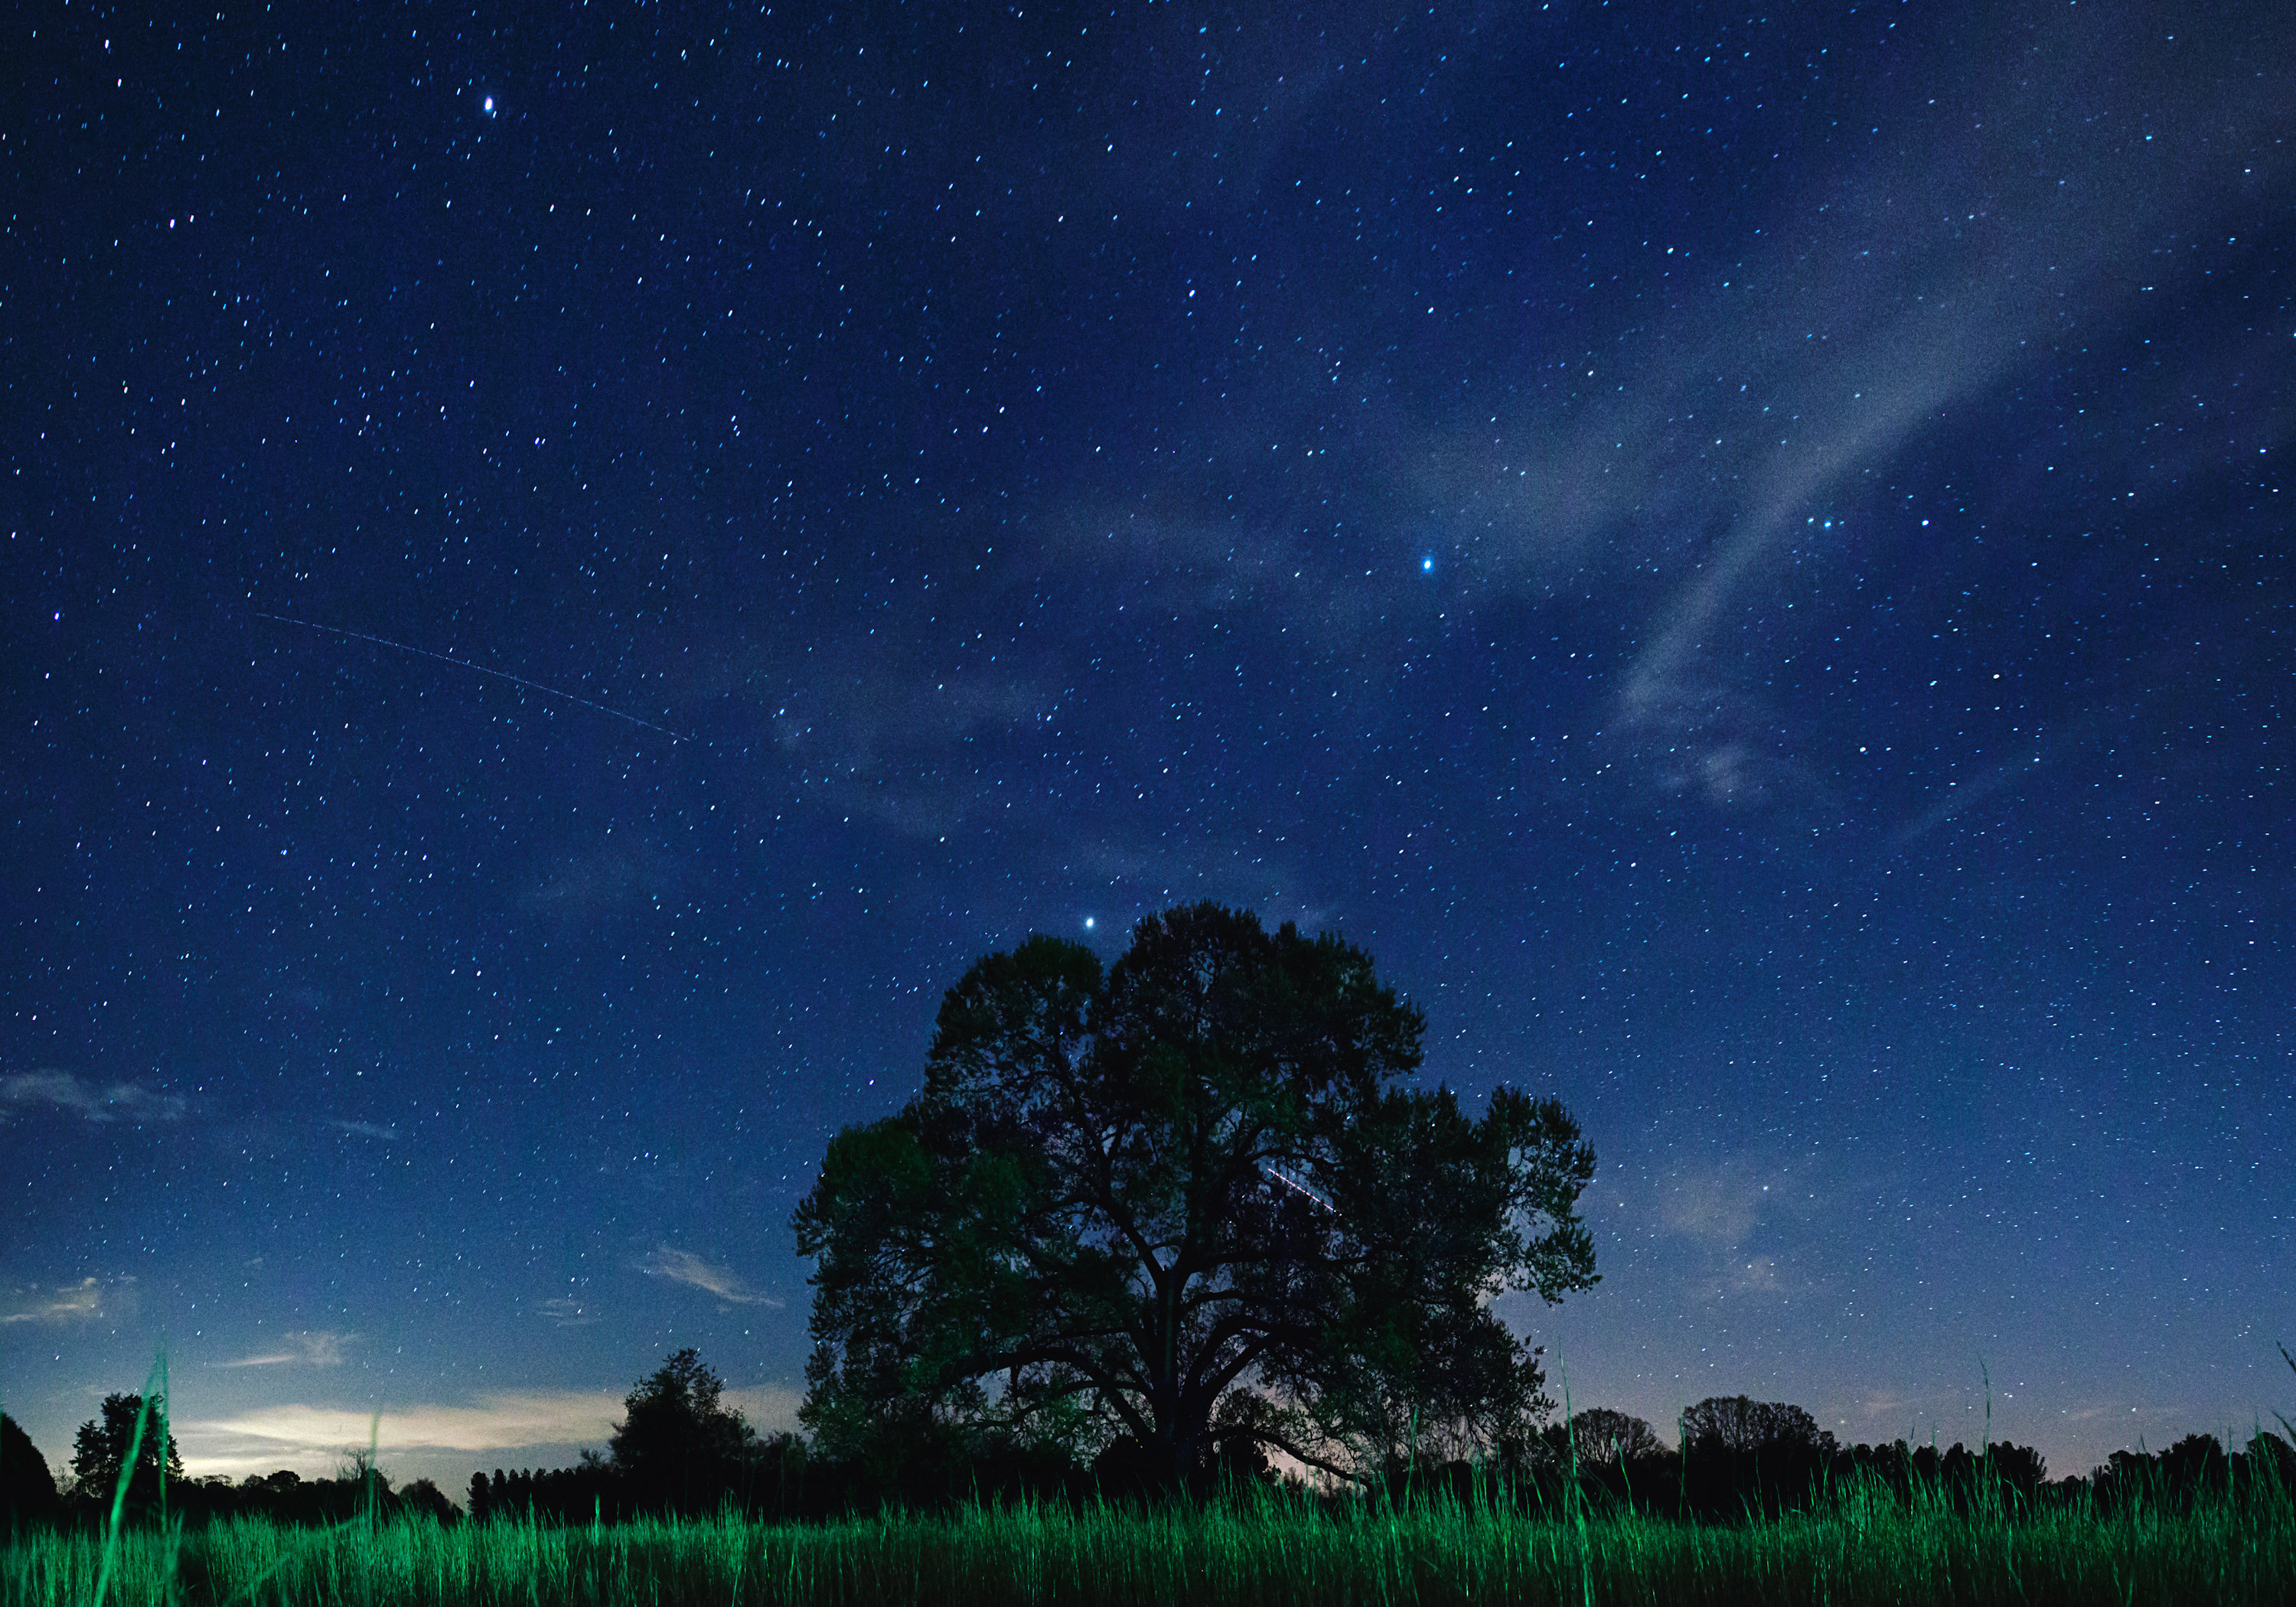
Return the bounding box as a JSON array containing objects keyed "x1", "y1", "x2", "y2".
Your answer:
[
  {"x1": 325, "y1": 1120, "x2": 400, "y2": 1141},
  {"x1": 0, "y1": 1276, "x2": 121, "y2": 1325},
  {"x1": 1, "y1": 1071, "x2": 188, "y2": 1124},
  {"x1": 639, "y1": 1247, "x2": 783, "y2": 1308},
  {"x1": 214, "y1": 1331, "x2": 355, "y2": 1367}
]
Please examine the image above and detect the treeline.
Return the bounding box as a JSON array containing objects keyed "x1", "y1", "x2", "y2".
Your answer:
[
  {"x1": 226, "y1": 1409, "x2": 2296, "y2": 1529},
  {"x1": 1, "y1": 1400, "x2": 457, "y2": 1532},
  {"x1": 1467, "y1": 1400, "x2": 2296, "y2": 1521},
  {"x1": 8, "y1": 1364, "x2": 2293, "y2": 1534}
]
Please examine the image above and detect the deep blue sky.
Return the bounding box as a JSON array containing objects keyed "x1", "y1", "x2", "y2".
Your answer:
[{"x1": 5, "y1": 0, "x2": 2291, "y2": 1495}]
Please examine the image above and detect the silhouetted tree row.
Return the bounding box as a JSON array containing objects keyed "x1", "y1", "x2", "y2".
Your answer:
[
  {"x1": 152, "y1": 1464, "x2": 460, "y2": 1527},
  {"x1": 0, "y1": 1401, "x2": 452, "y2": 1534},
  {"x1": 1386, "y1": 1397, "x2": 2296, "y2": 1522},
  {"x1": 12, "y1": 1369, "x2": 2294, "y2": 1533}
]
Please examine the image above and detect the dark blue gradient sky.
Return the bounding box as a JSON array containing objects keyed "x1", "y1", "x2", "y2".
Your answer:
[{"x1": 5, "y1": 0, "x2": 2291, "y2": 1494}]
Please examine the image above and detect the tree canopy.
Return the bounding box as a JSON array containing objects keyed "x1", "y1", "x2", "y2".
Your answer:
[
  {"x1": 2, "y1": 1413, "x2": 63, "y2": 1529},
  {"x1": 609, "y1": 1347, "x2": 762, "y2": 1512},
  {"x1": 70, "y1": 1393, "x2": 184, "y2": 1513},
  {"x1": 794, "y1": 902, "x2": 1598, "y2": 1491},
  {"x1": 1680, "y1": 1396, "x2": 1838, "y2": 1458},
  {"x1": 1565, "y1": 1407, "x2": 1666, "y2": 1467}
]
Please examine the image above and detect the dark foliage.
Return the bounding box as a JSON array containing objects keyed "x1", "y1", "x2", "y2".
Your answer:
[
  {"x1": 2, "y1": 1413, "x2": 64, "y2": 1530},
  {"x1": 434, "y1": 1407, "x2": 2296, "y2": 1529},
  {"x1": 70, "y1": 1394, "x2": 185, "y2": 1520},
  {"x1": 795, "y1": 903, "x2": 1599, "y2": 1495},
  {"x1": 1677, "y1": 1395, "x2": 1840, "y2": 1517},
  {"x1": 608, "y1": 1348, "x2": 765, "y2": 1515},
  {"x1": 2082, "y1": 1429, "x2": 2296, "y2": 1513},
  {"x1": 467, "y1": 1461, "x2": 625, "y2": 1524},
  {"x1": 177, "y1": 1464, "x2": 434, "y2": 1526},
  {"x1": 41, "y1": 1458, "x2": 453, "y2": 1530},
  {"x1": 1562, "y1": 1407, "x2": 1665, "y2": 1468}
]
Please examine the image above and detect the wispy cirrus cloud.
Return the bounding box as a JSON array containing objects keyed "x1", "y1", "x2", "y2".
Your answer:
[
  {"x1": 326, "y1": 1120, "x2": 400, "y2": 1140},
  {"x1": 2, "y1": 1071, "x2": 188, "y2": 1124},
  {"x1": 0, "y1": 1276, "x2": 130, "y2": 1325},
  {"x1": 214, "y1": 1331, "x2": 354, "y2": 1368},
  {"x1": 638, "y1": 1247, "x2": 782, "y2": 1308},
  {"x1": 536, "y1": 1296, "x2": 598, "y2": 1328}
]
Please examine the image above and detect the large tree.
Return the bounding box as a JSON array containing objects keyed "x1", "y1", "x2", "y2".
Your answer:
[
  {"x1": 609, "y1": 1348, "x2": 760, "y2": 1513},
  {"x1": 794, "y1": 903, "x2": 1598, "y2": 1491},
  {"x1": 2, "y1": 1413, "x2": 64, "y2": 1529},
  {"x1": 70, "y1": 1393, "x2": 184, "y2": 1513}
]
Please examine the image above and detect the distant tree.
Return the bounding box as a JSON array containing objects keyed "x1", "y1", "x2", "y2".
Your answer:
[
  {"x1": 2159, "y1": 1432, "x2": 2229, "y2": 1498},
  {"x1": 396, "y1": 1477, "x2": 458, "y2": 1523},
  {"x1": 1681, "y1": 1396, "x2": 1836, "y2": 1457},
  {"x1": 1983, "y1": 1440, "x2": 2047, "y2": 1500},
  {"x1": 795, "y1": 903, "x2": 1600, "y2": 1494},
  {"x1": 1567, "y1": 1407, "x2": 1665, "y2": 1467},
  {"x1": 70, "y1": 1394, "x2": 184, "y2": 1515},
  {"x1": 609, "y1": 1348, "x2": 760, "y2": 1512},
  {"x1": 1678, "y1": 1397, "x2": 1837, "y2": 1517},
  {"x1": 2, "y1": 1413, "x2": 64, "y2": 1530},
  {"x1": 2243, "y1": 1430, "x2": 2296, "y2": 1492}
]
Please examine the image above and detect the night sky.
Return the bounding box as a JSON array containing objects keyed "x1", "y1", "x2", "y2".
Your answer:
[{"x1": 6, "y1": 0, "x2": 2291, "y2": 1497}]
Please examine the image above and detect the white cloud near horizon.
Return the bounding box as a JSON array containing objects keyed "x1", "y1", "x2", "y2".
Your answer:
[
  {"x1": 639, "y1": 1247, "x2": 782, "y2": 1308},
  {"x1": 2, "y1": 1071, "x2": 188, "y2": 1124},
  {"x1": 723, "y1": 1385, "x2": 804, "y2": 1436},
  {"x1": 174, "y1": 1384, "x2": 804, "y2": 1479},
  {"x1": 174, "y1": 1390, "x2": 627, "y2": 1478}
]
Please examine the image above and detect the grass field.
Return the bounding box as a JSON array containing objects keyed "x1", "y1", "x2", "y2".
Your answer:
[{"x1": 7, "y1": 1473, "x2": 2293, "y2": 1607}]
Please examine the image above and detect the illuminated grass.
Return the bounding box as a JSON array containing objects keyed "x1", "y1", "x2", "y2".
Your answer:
[{"x1": 7, "y1": 1472, "x2": 2293, "y2": 1607}]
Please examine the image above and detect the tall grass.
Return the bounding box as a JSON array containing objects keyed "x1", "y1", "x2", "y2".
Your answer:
[{"x1": 8, "y1": 1468, "x2": 2291, "y2": 1607}]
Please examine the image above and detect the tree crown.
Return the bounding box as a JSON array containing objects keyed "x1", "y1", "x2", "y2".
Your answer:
[{"x1": 795, "y1": 903, "x2": 1598, "y2": 1490}]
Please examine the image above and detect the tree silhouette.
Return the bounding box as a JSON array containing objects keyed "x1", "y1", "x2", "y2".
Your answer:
[
  {"x1": 795, "y1": 902, "x2": 1599, "y2": 1493},
  {"x1": 70, "y1": 1394, "x2": 184, "y2": 1515},
  {"x1": 1567, "y1": 1407, "x2": 1665, "y2": 1467},
  {"x1": 1678, "y1": 1395, "x2": 1838, "y2": 1517},
  {"x1": 2, "y1": 1413, "x2": 63, "y2": 1530},
  {"x1": 609, "y1": 1348, "x2": 759, "y2": 1512},
  {"x1": 1681, "y1": 1396, "x2": 1835, "y2": 1457}
]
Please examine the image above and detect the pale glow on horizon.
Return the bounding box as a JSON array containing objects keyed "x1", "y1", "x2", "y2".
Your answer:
[{"x1": 173, "y1": 1384, "x2": 804, "y2": 1478}]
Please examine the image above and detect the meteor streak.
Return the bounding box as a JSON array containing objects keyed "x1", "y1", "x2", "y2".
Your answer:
[{"x1": 255, "y1": 612, "x2": 687, "y2": 742}]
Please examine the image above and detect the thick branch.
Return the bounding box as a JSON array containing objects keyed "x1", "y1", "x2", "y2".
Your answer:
[{"x1": 1247, "y1": 1422, "x2": 1374, "y2": 1488}]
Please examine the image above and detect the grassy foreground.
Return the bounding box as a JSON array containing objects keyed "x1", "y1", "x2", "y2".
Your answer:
[{"x1": 7, "y1": 1478, "x2": 2293, "y2": 1607}]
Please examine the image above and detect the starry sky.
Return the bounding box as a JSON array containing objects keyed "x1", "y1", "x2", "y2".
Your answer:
[{"x1": 5, "y1": 0, "x2": 2291, "y2": 1497}]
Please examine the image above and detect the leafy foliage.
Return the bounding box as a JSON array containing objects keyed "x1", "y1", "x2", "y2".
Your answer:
[
  {"x1": 1563, "y1": 1408, "x2": 1665, "y2": 1468},
  {"x1": 69, "y1": 1394, "x2": 183, "y2": 1516},
  {"x1": 2, "y1": 1413, "x2": 63, "y2": 1530},
  {"x1": 609, "y1": 1348, "x2": 763, "y2": 1514},
  {"x1": 794, "y1": 903, "x2": 1599, "y2": 1491},
  {"x1": 1681, "y1": 1396, "x2": 1837, "y2": 1458}
]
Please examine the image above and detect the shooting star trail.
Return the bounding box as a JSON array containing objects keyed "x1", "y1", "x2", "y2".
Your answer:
[
  {"x1": 1261, "y1": 1162, "x2": 1336, "y2": 1214},
  {"x1": 254, "y1": 612, "x2": 688, "y2": 742}
]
